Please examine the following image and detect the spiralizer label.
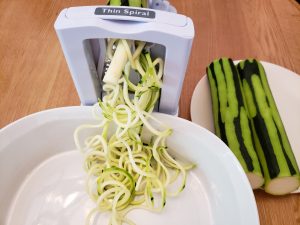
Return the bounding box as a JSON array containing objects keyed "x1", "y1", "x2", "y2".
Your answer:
[{"x1": 95, "y1": 7, "x2": 155, "y2": 19}]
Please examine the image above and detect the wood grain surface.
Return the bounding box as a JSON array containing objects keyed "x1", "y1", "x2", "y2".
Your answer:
[{"x1": 0, "y1": 0, "x2": 299, "y2": 224}]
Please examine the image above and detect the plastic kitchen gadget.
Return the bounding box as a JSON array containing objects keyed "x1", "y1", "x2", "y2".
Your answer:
[{"x1": 54, "y1": 5, "x2": 194, "y2": 115}]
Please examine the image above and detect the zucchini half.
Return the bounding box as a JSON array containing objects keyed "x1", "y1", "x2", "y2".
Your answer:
[
  {"x1": 237, "y1": 59, "x2": 300, "y2": 195},
  {"x1": 207, "y1": 58, "x2": 264, "y2": 189}
]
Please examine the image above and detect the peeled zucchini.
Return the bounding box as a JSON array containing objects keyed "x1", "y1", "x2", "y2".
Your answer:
[
  {"x1": 207, "y1": 58, "x2": 264, "y2": 189},
  {"x1": 237, "y1": 59, "x2": 300, "y2": 195}
]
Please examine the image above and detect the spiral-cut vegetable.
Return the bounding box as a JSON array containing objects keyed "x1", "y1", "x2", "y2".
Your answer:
[{"x1": 74, "y1": 39, "x2": 194, "y2": 225}]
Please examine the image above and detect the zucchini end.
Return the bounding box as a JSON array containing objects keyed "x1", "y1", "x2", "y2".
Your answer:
[
  {"x1": 247, "y1": 173, "x2": 264, "y2": 189},
  {"x1": 265, "y1": 176, "x2": 300, "y2": 195}
]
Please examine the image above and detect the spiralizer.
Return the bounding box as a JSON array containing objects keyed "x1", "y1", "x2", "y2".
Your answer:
[{"x1": 54, "y1": 2, "x2": 194, "y2": 115}]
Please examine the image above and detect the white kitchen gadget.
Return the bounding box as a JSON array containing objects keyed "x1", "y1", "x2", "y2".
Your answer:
[{"x1": 54, "y1": 5, "x2": 194, "y2": 115}]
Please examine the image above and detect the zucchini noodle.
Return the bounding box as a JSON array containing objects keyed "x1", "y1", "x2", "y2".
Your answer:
[{"x1": 74, "y1": 39, "x2": 195, "y2": 225}]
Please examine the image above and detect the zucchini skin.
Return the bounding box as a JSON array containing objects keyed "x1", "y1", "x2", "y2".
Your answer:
[
  {"x1": 107, "y1": 0, "x2": 147, "y2": 7},
  {"x1": 237, "y1": 59, "x2": 300, "y2": 186},
  {"x1": 207, "y1": 58, "x2": 263, "y2": 183}
]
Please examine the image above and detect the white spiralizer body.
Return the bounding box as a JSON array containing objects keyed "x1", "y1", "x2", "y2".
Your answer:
[{"x1": 54, "y1": 5, "x2": 194, "y2": 115}]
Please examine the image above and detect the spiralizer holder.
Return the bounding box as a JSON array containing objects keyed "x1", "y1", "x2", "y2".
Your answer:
[{"x1": 54, "y1": 6, "x2": 194, "y2": 115}]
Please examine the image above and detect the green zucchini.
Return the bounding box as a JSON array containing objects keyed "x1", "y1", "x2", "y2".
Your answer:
[
  {"x1": 237, "y1": 59, "x2": 300, "y2": 195},
  {"x1": 207, "y1": 58, "x2": 264, "y2": 189},
  {"x1": 107, "y1": 0, "x2": 147, "y2": 7},
  {"x1": 107, "y1": 0, "x2": 122, "y2": 6}
]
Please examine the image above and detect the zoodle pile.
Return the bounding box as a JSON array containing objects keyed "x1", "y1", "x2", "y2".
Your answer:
[{"x1": 74, "y1": 39, "x2": 194, "y2": 224}]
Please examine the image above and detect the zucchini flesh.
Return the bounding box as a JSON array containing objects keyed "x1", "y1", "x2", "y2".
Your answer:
[
  {"x1": 237, "y1": 59, "x2": 300, "y2": 195},
  {"x1": 207, "y1": 58, "x2": 264, "y2": 189}
]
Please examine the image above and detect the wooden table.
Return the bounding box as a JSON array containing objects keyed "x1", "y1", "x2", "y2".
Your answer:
[{"x1": 0, "y1": 0, "x2": 299, "y2": 224}]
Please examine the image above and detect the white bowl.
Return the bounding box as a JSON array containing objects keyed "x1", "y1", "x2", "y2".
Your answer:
[{"x1": 0, "y1": 106, "x2": 259, "y2": 225}]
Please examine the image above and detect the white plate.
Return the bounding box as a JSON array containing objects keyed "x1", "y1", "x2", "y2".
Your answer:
[
  {"x1": 0, "y1": 106, "x2": 259, "y2": 225},
  {"x1": 191, "y1": 61, "x2": 300, "y2": 193}
]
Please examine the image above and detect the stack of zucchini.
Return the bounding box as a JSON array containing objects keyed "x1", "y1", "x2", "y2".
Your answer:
[{"x1": 207, "y1": 58, "x2": 300, "y2": 195}]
